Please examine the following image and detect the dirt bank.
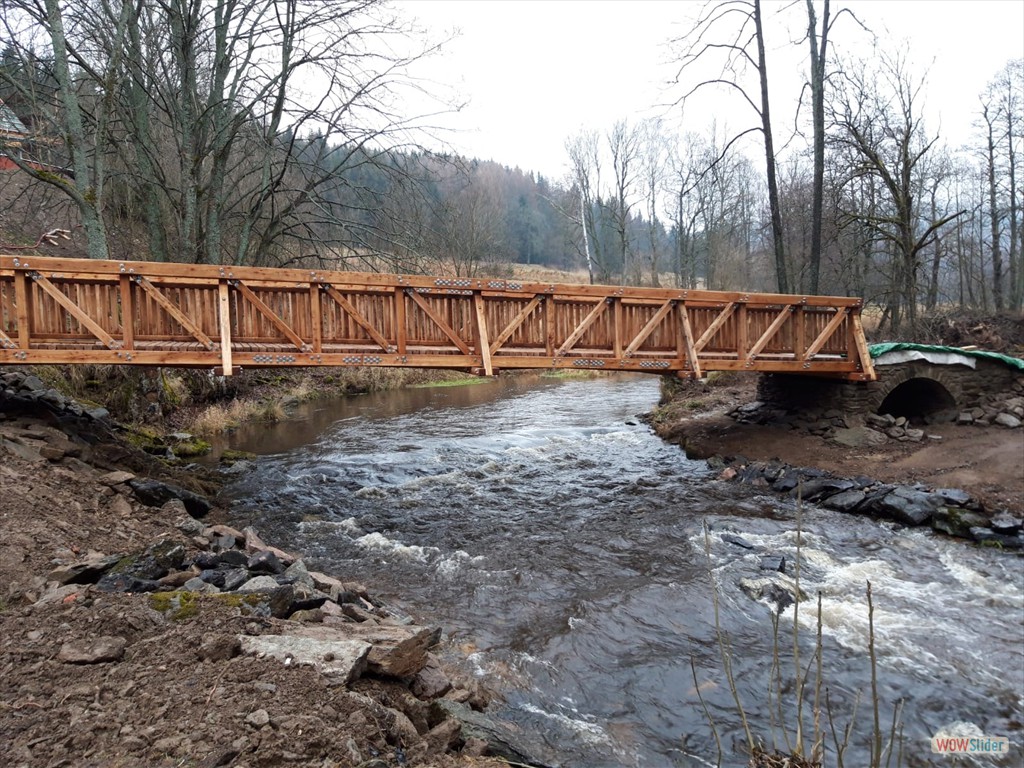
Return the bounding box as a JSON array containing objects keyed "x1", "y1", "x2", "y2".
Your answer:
[
  {"x1": 649, "y1": 373, "x2": 1024, "y2": 517},
  {"x1": 0, "y1": 375, "x2": 518, "y2": 768}
]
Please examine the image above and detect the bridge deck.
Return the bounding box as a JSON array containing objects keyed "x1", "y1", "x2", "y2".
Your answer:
[{"x1": 0, "y1": 256, "x2": 876, "y2": 380}]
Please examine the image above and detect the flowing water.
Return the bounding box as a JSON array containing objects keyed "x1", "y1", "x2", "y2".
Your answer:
[{"x1": 219, "y1": 374, "x2": 1023, "y2": 767}]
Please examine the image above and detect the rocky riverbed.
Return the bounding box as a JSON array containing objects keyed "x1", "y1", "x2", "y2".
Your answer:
[
  {"x1": 0, "y1": 369, "x2": 525, "y2": 768},
  {"x1": 649, "y1": 370, "x2": 1024, "y2": 531}
]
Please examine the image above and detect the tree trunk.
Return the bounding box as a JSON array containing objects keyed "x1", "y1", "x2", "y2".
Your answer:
[
  {"x1": 984, "y1": 106, "x2": 1004, "y2": 310},
  {"x1": 42, "y1": 0, "x2": 110, "y2": 259},
  {"x1": 805, "y1": 0, "x2": 829, "y2": 295},
  {"x1": 754, "y1": 0, "x2": 788, "y2": 293}
]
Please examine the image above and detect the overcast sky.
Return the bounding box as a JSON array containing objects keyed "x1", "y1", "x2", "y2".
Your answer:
[{"x1": 395, "y1": 0, "x2": 1024, "y2": 180}]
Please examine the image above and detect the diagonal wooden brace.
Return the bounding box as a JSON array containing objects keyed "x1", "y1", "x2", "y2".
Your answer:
[
  {"x1": 323, "y1": 285, "x2": 392, "y2": 353},
  {"x1": 233, "y1": 280, "x2": 308, "y2": 352},
  {"x1": 556, "y1": 299, "x2": 609, "y2": 356},
  {"x1": 405, "y1": 289, "x2": 471, "y2": 354},
  {"x1": 133, "y1": 275, "x2": 216, "y2": 350},
  {"x1": 31, "y1": 272, "x2": 120, "y2": 349}
]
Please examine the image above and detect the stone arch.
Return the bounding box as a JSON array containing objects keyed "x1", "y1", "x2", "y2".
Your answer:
[{"x1": 876, "y1": 377, "x2": 958, "y2": 424}]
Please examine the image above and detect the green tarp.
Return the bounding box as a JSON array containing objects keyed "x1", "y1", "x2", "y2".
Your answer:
[{"x1": 868, "y1": 342, "x2": 1024, "y2": 371}]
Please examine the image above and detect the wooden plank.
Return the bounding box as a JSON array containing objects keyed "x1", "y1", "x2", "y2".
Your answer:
[
  {"x1": 612, "y1": 297, "x2": 623, "y2": 358},
  {"x1": 218, "y1": 281, "x2": 233, "y2": 376},
  {"x1": 134, "y1": 276, "x2": 216, "y2": 349},
  {"x1": 309, "y1": 284, "x2": 322, "y2": 354},
  {"x1": 31, "y1": 273, "x2": 119, "y2": 349},
  {"x1": 473, "y1": 293, "x2": 493, "y2": 376},
  {"x1": 804, "y1": 307, "x2": 850, "y2": 359},
  {"x1": 14, "y1": 271, "x2": 30, "y2": 347},
  {"x1": 622, "y1": 299, "x2": 674, "y2": 357},
  {"x1": 119, "y1": 275, "x2": 134, "y2": 350},
  {"x1": 693, "y1": 303, "x2": 737, "y2": 353},
  {"x1": 0, "y1": 326, "x2": 14, "y2": 349},
  {"x1": 232, "y1": 280, "x2": 307, "y2": 351},
  {"x1": 394, "y1": 287, "x2": 407, "y2": 354},
  {"x1": 851, "y1": 312, "x2": 877, "y2": 380},
  {"x1": 489, "y1": 296, "x2": 541, "y2": 355},
  {"x1": 736, "y1": 304, "x2": 748, "y2": 362},
  {"x1": 405, "y1": 289, "x2": 471, "y2": 354},
  {"x1": 556, "y1": 299, "x2": 609, "y2": 356},
  {"x1": 746, "y1": 305, "x2": 793, "y2": 360},
  {"x1": 323, "y1": 285, "x2": 392, "y2": 352},
  {"x1": 678, "y1": 304, "x2": 702, "y2": 378},
  {"x1": 544, "y1": 296, "x2": 555, "y2": 355},
  {"x1": 0, "y1": 255, "x2": 867, "y2": 308}
]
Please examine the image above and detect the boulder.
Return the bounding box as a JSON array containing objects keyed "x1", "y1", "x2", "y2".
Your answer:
[
  {"x1": 412, "y1": 653, "x2": 452, "y2": 700},
  {"x1": 970, "y1": 527, "x2": 1024, "y2": 549},
  {"x1": 128, "y1": 478, "x2": 211, "y2": 518},
  {"x1": 931, "y1": 507, "x2": 991, "y2": 538},
  {"x1": 238, "y1": 632, "x2": 371, "y2": 684},
  {"x1": 822, "y1": 490, "x2": 866, "y2": 512},
  {"x1": 434, "y1": 700, "x2": 549, "y2": 767},
  {"x1": 994, "y1": 413, "x2": 1022, "y2": 428},
  {"x1": 873, "y1": 487, "x2": 941, "y2": 525},
  {"x1": 291, "y1": 623, "x2": 441, "y2": 679},
  {"x1": 833, "y1": 426, "x2": 888, "y2": 448},
  {"x1": 990, "y1": 514, "x2": 1023, "y2": 536},
  {"x1": 48, "y1": 552, "x2": 126, "y2": 585},
  {"x1": 57, "y1": 636, "x2": 127, "y2": 664}
]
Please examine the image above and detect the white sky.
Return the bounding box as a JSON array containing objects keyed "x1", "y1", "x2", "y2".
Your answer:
[{"x1": 395, "y1": 0, "x2": 1024, "y2": 181}]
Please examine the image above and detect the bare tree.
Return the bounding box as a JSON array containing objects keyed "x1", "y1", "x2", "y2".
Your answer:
[
  {"x1": 0, "y1": 0, "x2": 136, "y2": 259},
  {"x1": 671, "y1": 0, "x2": 789, "y2": 292},
  {"x1": 2, "y1": 0, "x2": 452, "y2": 267},
  {"x1": 829, "y1": 49, "x2": 963, "y2": 333},
  {"x1": 607, "y1": 119, "x2": 642, "y2": 283}
]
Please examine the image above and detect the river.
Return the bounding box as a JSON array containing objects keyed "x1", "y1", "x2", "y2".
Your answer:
[{"x1": 217, "y1": 374, "x2": 1023, "y2": 767}]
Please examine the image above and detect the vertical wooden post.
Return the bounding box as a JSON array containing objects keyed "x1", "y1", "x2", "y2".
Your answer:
[
  {"x1": 119, "y1": 275, "x2": 134, "y2": 350},
  {"x1": 218, "y1": 281, "x2": 233, "y2": 375},
  {"x1": 794, "y1": 305, "x2": 806, "y2": 361},
  {"x1": 736, "y1": 303, "x2": 748, "y2": 365},
  {"x1": 678, "y1": 303, "x2": 701, "y2": 378},
  {"x1": 544, "y1": 295, "x2": 555, "y2": 356},
  {"x1": 309, "y1": 284, "x2": 322, "y2": 354},
  {"x1": 14, "y1": 271, "x2": 31, "y2": 348},
  {"x1": 473, "y1": 292, "x2": 493, "y2": 376},
  {"x1": 394, "y1": 286, "x2": 406, "y2": 355},
  {"x1": 612, "y1": 297, "x2": 623, "y2": 358}
]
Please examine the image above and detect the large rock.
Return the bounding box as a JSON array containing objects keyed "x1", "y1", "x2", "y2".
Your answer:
[
  {"x1": 292, "y1": 623, "x2": 440, "y2": 678},
  {"x1": 128, "y1": 478, "x2": 211, "y2": 518},
  {"x1": 873, "y1": 487, "x2": 941, "y2": 525},
  {"x1": 239, "y1": 632, "x2": 371, "y2": 684},
  {"x1": 822, "y1": 489, "x2": 866, "y2": 512},
  {"x1": 57, "y1": 636, "x2": 127, "y2": 664},
  {"x1": 434, "y1": 700, "x2": 551, "y2": 767},
  {"x1": 931, "y1": 508, "x2": 991, "y2": 538},
  {"x1": 48, "y1": 552, "x2": 126, "y2": 585},
  {"x1": 833, "y1": 426, "x2": 888, "y2": 448},
  {"x1": 994, "y1": 413, "x2": 1021, "y2": 428}
]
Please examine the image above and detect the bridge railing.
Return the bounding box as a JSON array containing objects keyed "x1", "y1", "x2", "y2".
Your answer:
[{"x1": 0, "y1": 256, "x2": 876, "y2": 380}]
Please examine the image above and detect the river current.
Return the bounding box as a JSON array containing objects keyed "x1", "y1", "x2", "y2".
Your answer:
[{"x1": 219, "y1": 374, "x2": 1023, "y2": 767}]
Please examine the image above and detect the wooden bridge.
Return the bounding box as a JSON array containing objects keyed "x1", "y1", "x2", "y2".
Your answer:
[{"x1": 0, "y1": 256, "x2": 876, "y2": 381}]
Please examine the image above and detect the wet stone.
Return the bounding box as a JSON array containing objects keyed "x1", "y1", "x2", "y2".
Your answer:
[
  {"x1": 990, "y1": 514, "x2": 1023, "y2": 535},
  {"x1": 721, "y1": 533, "x2": 755, "y2": 550},
  {"x1": 759, "y1": 555, "x2": 786, "y2": 573},
  {"x1": 248, "y1": 550, "x2": 285, "y2": 575},
  {"x1": 822, "y1": 490, "x2": 866, "y2": 512}
]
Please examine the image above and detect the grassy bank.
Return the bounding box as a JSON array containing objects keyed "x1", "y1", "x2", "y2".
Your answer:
[{"x1": 30, "y1": 364, "x2": 477, "y2": 439}]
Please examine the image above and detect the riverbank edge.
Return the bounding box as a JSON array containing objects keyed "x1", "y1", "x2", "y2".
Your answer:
[
  {"x1": 648, "y1": 376, "x2": 1024, "y2": 551},
  {"x1": 0, "y1": 368, "x2": 539, "y2": 768}
]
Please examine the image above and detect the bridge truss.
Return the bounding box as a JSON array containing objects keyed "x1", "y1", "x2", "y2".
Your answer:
[{"x1": 0, "y1": 256, "x2": 876, "y2": 380}]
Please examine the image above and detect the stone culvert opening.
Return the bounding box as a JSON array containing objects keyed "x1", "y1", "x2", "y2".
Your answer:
[{"x1": 877, "y1": 377, "x2": 958, "y2": 424}]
